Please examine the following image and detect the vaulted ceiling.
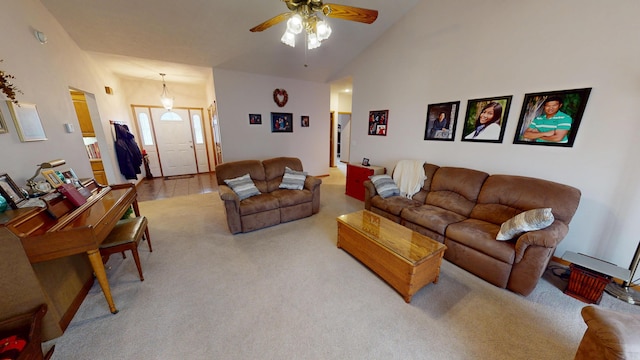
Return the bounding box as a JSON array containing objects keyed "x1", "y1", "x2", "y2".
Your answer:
[{"x1": 40, "y1": 0, "x2": 420, "y2": 85}]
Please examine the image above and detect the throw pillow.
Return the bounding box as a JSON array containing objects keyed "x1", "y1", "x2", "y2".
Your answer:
[
  {"x1": 496, "y1": 208, "x2": 554, "y2": 241},
  {"x1": 224, "y1": 173, "x2": 261, "y2": 200},
  {"x1": 279, "y1": 167, "x2": 307, "y2": 190},
  {"x1": 369, "y1": 174, "x2": 400, "y2": 199}
]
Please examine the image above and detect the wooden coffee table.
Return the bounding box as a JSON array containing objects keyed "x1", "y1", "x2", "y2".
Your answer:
[{"x1": 337, "y1": 210, "x2": 447, "y2": 303}]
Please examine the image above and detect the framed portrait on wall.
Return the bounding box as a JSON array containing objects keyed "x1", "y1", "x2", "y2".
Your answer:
[
  {"x1": 368, "y1": 110, "x2": 389, "y2": 136},
  {"x1": 513, "y1": 88, "x2": 591, "y2": 147},
  {"x1": 271, "y1": 112, "x2": 293, "y2": 132},
  {"x1": 424, "y1": 101, "x2": 460, "y2": 141},
  {"x1": 301, "y1": 115, "x2": 309, "y2": 127},
  {"x1": 461, "y1": 95, "x2": 512, "y2": 143},
  {"x1": 249, "y1": 114, "x2": 262, "y2": 125}
]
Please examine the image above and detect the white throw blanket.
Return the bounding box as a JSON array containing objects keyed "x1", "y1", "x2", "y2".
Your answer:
[{"x1": 392, "y1": 160, "x2": 426, "y2": 199}]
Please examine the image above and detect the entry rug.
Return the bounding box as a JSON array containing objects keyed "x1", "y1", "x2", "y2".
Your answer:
[{"x1": 164, "y1": 174, "x2": 195, "y2": 180}]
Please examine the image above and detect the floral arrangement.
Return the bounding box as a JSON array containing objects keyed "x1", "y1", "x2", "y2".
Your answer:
[{"x1": 0, "y1": 60, "x2": 22, "y2": 105}]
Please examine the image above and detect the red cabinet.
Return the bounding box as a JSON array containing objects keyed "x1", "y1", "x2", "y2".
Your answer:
[{"x1": 345, "y1": 163, "x2": 386, "y2": 201}]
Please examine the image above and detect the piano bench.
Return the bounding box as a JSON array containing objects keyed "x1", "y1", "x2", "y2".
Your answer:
[{"x1": 100, "y1": 216, "x2": 152, "y2": 281}]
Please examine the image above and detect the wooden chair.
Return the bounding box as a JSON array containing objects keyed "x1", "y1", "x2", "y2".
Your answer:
[
  {"x1": 99, "y1": 216, "x2": 152, "y2": 281},
  {"x1": 0, "y1": 304, "x2": 55, "y2": 360}
]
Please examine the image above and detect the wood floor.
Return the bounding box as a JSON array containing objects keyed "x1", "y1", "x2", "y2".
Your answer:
[{"x1": 136, "y1": 172, "x2": 218, "y2": 202}]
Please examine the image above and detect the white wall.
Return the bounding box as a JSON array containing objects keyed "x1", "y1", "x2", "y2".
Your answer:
[
  {"x1": 0, "y1": 1, "x2": 134, "y2": 185},
  {"x1": 214, "y1": 69, "x2": 330, "y2": 176},
  {"x1": 342, "y1": 0, "x2": 640, "y2": 268}
]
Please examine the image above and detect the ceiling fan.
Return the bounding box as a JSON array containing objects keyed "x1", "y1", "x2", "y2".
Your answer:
[{"x1": 250, "y1": 0, "x2": 378, "y2": 49}]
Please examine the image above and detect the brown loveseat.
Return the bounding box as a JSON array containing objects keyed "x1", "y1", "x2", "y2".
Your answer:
[
  {"x1": 364, "y1": 163, "x2": 581, "y2": 296},
  {"x1": 215, "y1": 157, "x2": 321, "y2": 234}
]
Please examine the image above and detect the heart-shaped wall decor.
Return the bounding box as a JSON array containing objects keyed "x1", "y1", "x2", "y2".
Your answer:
[{"x1": 273, "y1": 88, "x2": 288, "y2": 107}]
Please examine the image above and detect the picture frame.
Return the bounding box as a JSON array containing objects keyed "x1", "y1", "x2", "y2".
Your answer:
[
  {"x1": 423, "y1": 101, "x2": 460, "y2": 141},
  {"x1": 361, "y1": 158, "x2": 370, "y2": 166},
  {"x1": 61, "y1": 168, "x2": 79, "y2": 183},
  {"x1": 368, "y1": 110, "x2": 389, "y2": 136},
  {"x1": 0, "y1": 105, "x2": 7, "y2": 134},
  {"x1": 249, "y1": 114, "x2": 262, "y2": 125},
  {"x1": 0, "y1": 173, "x2": 27, "y2": 209},
  {"x1": 271, "y1": 112, "x2": 293, "y2": 133},
  {"x1": 42, "y1": 169, "x2": 64, "y2": 188},
  {"x1": 513, "y1": 88, "x2": 592, "y2": 147},
  {"x1": 461, "y1": 95, "x2": 512, "y2": 143},
  {"x1": 301, "y1": 115, "x2": 309, "y2": 127},
  {"x1": 6, "y1": 101, "x2": 47, "y2": 142}
]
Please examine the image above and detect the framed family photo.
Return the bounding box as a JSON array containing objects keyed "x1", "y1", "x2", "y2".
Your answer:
[
  {"x1": 368, "y1": 110, "x2": 388, "y2": 136},
  {"x1": 424, "y1": 101, "x2": 460, "y2": 141},
  {"x1": 513, "y1": 88, "x2": 591, "y2": 147},
  {"x1": 249, "y1": 114, "x2": 262, "y2": 125},
  {"x1": 0, "y1": 173, "x2": 27, "y2": 209},
  {"x1": 301, "y1": 115, "x2": 309, "y2": 127},
  {"x1": 461, "y1": 96, "x2": 512, "y2": 143},
  {"x1": 271, "y1": 112, "x2": 293, "y2": 133},
  {"x1": 42, "y1": 169, "x2": 64, "y2": 188}
]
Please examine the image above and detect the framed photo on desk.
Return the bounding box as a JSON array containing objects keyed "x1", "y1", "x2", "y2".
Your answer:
[{"x1": 0, "y1": 173, "x2": 27, "y2": 209}]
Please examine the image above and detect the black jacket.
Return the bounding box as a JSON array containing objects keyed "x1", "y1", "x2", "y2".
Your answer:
[{"x1": 114, "y1": 124, "x2": 143, "y2": 180}]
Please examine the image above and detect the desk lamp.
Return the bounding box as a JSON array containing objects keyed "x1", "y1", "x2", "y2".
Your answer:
[{"x1": 26, "y1": 159, "x2": 66, "y2": 194}]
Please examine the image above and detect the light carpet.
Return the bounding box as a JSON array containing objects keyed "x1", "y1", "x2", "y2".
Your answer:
[{"x1": 46, "y1": 168, "x2": 640, "y2": 359}]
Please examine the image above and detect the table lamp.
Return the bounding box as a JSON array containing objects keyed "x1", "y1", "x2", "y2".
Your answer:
[{"x1": 26, "y1": 159, "x2": 66, "y2": 194}]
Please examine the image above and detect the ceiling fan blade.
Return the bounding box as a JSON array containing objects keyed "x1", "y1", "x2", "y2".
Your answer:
[
  {"x1": 323, "y1": 4, "x2": 379, "y2": 24},
  {"x1": 250, "y1": 12, "x2": 292, "y2": 32}
]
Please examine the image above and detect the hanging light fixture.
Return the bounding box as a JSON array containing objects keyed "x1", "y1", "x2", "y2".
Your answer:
[{"x1": 159, "y1": 73, "x2": 174, "y2": 111}]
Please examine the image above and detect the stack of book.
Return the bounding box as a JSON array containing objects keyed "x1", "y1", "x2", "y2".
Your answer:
[{"x1": 85, "y1": 143, "x2": 101, "y2": 159}]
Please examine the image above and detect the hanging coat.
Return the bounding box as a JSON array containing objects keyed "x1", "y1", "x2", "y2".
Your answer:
[{"x1": 114, "y1": 124, "x2": 143, "y2": 180}]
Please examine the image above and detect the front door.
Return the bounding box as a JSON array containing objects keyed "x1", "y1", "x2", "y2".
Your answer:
[{"x1": 150, "y1": 108, "x2": 197, "y2": 177}]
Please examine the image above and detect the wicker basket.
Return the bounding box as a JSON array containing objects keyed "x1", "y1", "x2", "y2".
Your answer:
[{"x1": 564, "y1": 263, "x2": 611, "y2": 304}]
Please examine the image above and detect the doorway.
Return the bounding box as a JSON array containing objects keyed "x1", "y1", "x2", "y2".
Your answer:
[{"x1": 133, "y1": 106, "x2": 210, "y2": 178}]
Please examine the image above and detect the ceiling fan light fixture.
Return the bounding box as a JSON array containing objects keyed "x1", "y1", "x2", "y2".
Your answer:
[
  {"x1": 281, "y1": 30, "x2": 296, "y2": 47},
  {"x1": 307, "y1": 33, "x2": 321, "y2": 50},
  {"x1": 316, "y1": 20, "x2": 332, "y2": 41},
  {"x1": 286, "y1": 15, "x2": 303, "y2": 34}
]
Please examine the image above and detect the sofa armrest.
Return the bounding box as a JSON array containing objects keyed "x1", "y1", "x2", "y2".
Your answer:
[
  {"x1": 304, "y1": 176, "x2": 322, "y2": 214},
  {"x1": 218, "y1": 185, "x2": 243, "y2": 234},
  {"x1": 218, "y1": 185, "x2": 240, "y2": 203},
  {"x1": 513, "y1": 221, "x2": 569, "y2": 262},
  {"x1": 304, "y1": 176, "x2": 322, "y2": 192},
  {"x1": 363, "y1": 180, "x2": 377, "y2": 210}
]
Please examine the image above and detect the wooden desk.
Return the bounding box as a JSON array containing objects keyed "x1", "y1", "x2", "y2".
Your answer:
[{"x1": 2, "y1": 183, "x2": 139, "y2": 314}]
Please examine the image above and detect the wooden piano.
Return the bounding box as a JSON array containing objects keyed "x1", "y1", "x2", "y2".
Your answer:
[{"x1": 1, "y1": 181, "x2": 140, "y2": 315}]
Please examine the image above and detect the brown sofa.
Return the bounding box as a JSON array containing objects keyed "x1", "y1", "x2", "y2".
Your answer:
[
  {"x1": 364, "y1": 163, "x2": 581, "y2": 296},
  {"x1": 215, "y1": 157, "x2": 322, "y2": 234},
  {"x1": 575, "y1": 305, "x2": 640, "y2": 359}
]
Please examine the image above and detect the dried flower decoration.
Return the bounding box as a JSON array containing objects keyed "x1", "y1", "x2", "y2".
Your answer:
[{"x1": 0, "y1": 60, "x2": 22, "y2": 105}]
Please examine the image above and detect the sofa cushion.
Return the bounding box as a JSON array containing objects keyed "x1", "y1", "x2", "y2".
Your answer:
[
  {"x1": 279, "y1": 167, "x2": 307, "y2": 190},
  {"x1": 446, "y1": 218, "x2": 516, "y2": 264},
  {"x1": 496, "y1": 208, "x2": 554, "y2": 241},
  {"x1": 263, "y1": 157, "x2": 304, "y2": 192},
  {"x1": 224, "y1": 174, "x2": 261, "y2": 200},
  {"x1": 369, "y1": 174, "x2": 400, "y2": 198},
  {"x1": 401, "y1": 204, "x2": 466, "y2": 236},
  {"x1": 270, "y1": 188, "x2": 313, "y2": 207},
  {"x1": 238, "y1": 193, "x2": 280, "y2": 216},
  {"x1": 370, "y1": 196, "x2": 422, "y2": 216},
  {"x1": 471, "y1": 175, "x2": 581, "y2": 225},
  {"x1": 426, "y1": 167, "x2": 489, "y2": 216}
]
